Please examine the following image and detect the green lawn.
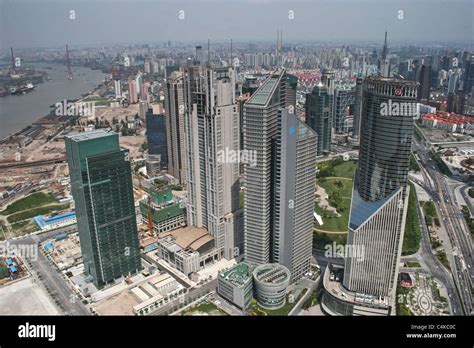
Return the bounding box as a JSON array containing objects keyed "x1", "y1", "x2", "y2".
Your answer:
[
  {"x1": 318, "y1": 158, "x2": 357, "y2": 179},
  {"x1": 436, "y1": 250, "x2": 450, "y2": 271},
  {"x1": 9, "y1": 220, "x2": 39, "y2": 235},
  {"x1": 313, "y1": 231, "x2": 347, "y2": 249},
  {"x1": 468, "y1": 188, "x2": 474, "y2": 199},
  {"x1": 396, "y1": 284, "x2": 414, "y2": 316},
  {"x1": 421, "y1": 201, "x2": 440, "y2": 227},
  {"x1": 409, "y1": 154, "x2": 421, "y2": 172},
  {"x1": 406, "y1": 261, "x2": 421, "y2": 268},
  {"x1": 461, "y1": 206, "x2": 474, "y2": 238},
  {"x1": 332, "y1": 160, "x2": 357, "y2": 178},
  {"x1": 302, "y1": 288, "x2": 319, "y2": 309},
  {"x1": 6, "y1": 204, "x2": 70, "y2": 223},
  {"x1": 402, "y1": 183, "x2": 421, "y2": 256},
  {"x1": 314, "y1": 177, "x2": 353, "y2": 233},
  {"x1": 1, "y1": 192, "x2": 57, "y2": 215},
  {"x1": 181, "y1": 302, "x2": 228, "y2": 316}
]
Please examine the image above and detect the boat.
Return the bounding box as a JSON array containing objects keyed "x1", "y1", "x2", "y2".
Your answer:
[{"x1": 10, "y1": 83, "x2": 35, "y2": 95}]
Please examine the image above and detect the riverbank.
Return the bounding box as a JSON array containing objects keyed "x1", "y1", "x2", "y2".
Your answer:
[{"x1": 0, "y1": 63, "x2": 106, "y2": 140}]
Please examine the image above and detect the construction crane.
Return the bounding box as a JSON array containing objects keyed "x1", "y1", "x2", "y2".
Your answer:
[
  {"x1": 147, "y1": 194, "x2": 154, "y2": 235},
  {"x1": 66, "y1": 44, "x2": 73, "y2": 80}
]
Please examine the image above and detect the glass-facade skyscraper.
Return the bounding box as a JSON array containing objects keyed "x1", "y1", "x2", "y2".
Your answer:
[
  {"x1": 345, "y1": 77, "x2": 417, "y2": 297},
  {"x1": 322, "y1": 77, "x2": 418, "y2": 316},
  {"x1": 146, "y1": 107, "x2": 168, "y2": 170},
  {"x1": 305, "y1": 82, "x2": 332, "y2": 155},
  {"x1": 65, "y1": 129, "x2": 142, "y2": 288},
  {"x1": 243, "y1": 69, "x2": 318, "y2": 282}
]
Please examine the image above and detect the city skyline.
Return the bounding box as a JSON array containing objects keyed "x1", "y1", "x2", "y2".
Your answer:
[
  {"x1": 1, "y1": 0, "x2": 473, "y2": 50},
  {"x1": 0, "y1": 2, "x2": 472, "y2": 344}
]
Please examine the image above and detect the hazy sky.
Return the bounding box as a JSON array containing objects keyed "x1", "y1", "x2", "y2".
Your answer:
[{"x1": 1, "y1": 0, "x2": 473, "y2": 49}]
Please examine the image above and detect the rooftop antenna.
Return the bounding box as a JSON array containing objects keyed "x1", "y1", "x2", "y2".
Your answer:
[{"x1": 230, "y1": 39, "x2": 233, "y2": 66}]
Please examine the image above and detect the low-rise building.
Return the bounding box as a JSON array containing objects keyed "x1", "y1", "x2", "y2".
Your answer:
[
  {"x1": 252, "y1": 264, "x2": 291, "y2": 310},
  {"x1": 421, "y1": 111, "x2": 474, "y2": 134},
  {"x1": 156, "y1": 226, "x2": 219, "y2": 276},
  {"x1": 217, "y1": 262, "x2": 254, "y2": 309},
  {"x1": 34, "y1": 211, "x2": 76, "y2": 231},
  {"x1": 139, "y1": 189, "x2": 185, "y2": 235}
]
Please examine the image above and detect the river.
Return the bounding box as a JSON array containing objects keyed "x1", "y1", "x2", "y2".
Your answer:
[{"x1": 0, "y1": 63, "x2": 107, "y2": 139}]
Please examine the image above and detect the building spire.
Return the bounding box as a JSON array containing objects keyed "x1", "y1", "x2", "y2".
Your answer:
[{"x1": 382, "y1": 28, "x2": 388, "y2": 59}]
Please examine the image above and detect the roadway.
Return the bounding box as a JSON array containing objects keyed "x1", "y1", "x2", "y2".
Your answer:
[
  {"x1": 2, "y1": 224, "x2": 90, "y2": 316},
  {"x1": 414, "y1": 197, "x2": 463, "y2": 314},
  {"x1": 413, "y1": 136, "x2": 473, "y2": 315}
]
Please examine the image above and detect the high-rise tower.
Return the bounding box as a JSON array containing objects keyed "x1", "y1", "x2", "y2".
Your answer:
[
  {"x1": 164, "y1": 71, "x2": 187, "y2": 184},
  {"x1": 418, "y1": 64, "x2": 432, "y2": 102},
  {"x1": 322, "y1": 77, "x2": 418, "y2": 316},
  {"x1": 352, "y1": 77, "x2": 363, "y2": 139},
  {"x1": 146, "y1": 107, "x2": 168, "y2": 173},
  {"x1": 243, "y1": 69, "x2": 317, "y2": 282},
  {"x1": 378, "y1": 30, "x2": 390, "y2": 77},
  {"x1": 305, "y1": 82, "x2": 332, "y2": 155},
  {"x1": 184, "y1": 65, "x2": 241, "y2": 259},
  {"x1": 65, "y1": 130, "x2": 142, "y2": 288}
]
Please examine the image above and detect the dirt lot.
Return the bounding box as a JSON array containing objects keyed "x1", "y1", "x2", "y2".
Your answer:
[{"x1": 94, "y1": 290, "x2": 139, "y2": 315}]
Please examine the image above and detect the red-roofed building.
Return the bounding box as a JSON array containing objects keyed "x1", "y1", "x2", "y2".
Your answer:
[{"x1": 421, "y1": 111, "x2": 474, "y2": 134}]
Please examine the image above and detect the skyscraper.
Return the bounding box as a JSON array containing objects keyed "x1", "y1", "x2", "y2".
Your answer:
[
  {"x1": 128, "y1": 78, "x2": 138, "y2": 104},
  {"x1": 305, "y1": 82, "x2": 332, "y2": 155},
  {"x1": 184, "y1": 65, "x2": 241, "y2": 259},
  {"x1": 321, "y1": 77, "x2": 417, "y2": 316},
  {"x1": 243, "y1": 69, "x2": 286, "y2": 266},
  {"x1": 273, "y1": 109, "x2": 318, "y2": 281},
  {"x1": 146, "y1": 107, "x2": 168, "y2": 173},
  {"x1": 378, "y1": 30, "x2": 390, "y2": 77},
  {"x1": 352, "y1": 77, "x2": 363, "y2": 139},
  {"x1": 164, "y1": 71, "x2": 187, "y2": 184},
  {"x1": 418, "y1": 64, "x2": 432, "y2": 101},
  {"x1": 344, "y1": 77, "x2": 416, "y2": 297},
  {"x1": 463, "y1": 53, "x2": 474, "y2": 94},
  {"x1": 333, "y1": 84, "x2": 355, "y2": 134},
  {"x1": 447, "y1": 70, "x2": 460, "y2": 94},
  {"x1": 135, "y1": 72, "x2": 143, "y2": 100},
  {"x1": 285, "y1": 73, "x2": 298, "y2": 109},
  {"x1": 114, "y1": 79, "x2": 122, "y2": 98},
  {"x1": 65, "y1": 130, "x2": 142, "y2": 288},
  {"x1": 243, "y1": 69, "x2": 317, "y2": 282}
]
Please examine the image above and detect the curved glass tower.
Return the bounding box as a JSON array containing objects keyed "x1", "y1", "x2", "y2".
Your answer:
[
  {"x1": 344, "y1": 77, "x2": 418, "y2": 301},
  {"x1": 355, "y1": 77, "x2": 416, "y2": 203},
  {"x1": 322, "y1": 77, "x2": 418, "y2": 316}
]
